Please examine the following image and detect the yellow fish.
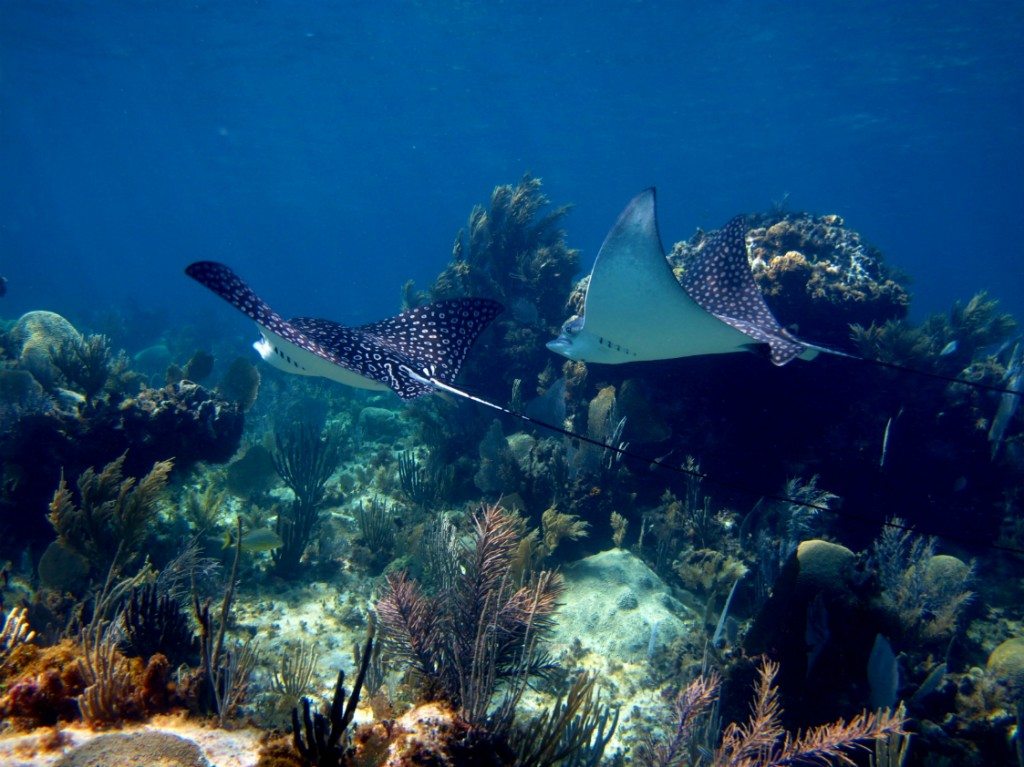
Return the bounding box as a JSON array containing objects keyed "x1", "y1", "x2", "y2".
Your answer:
[{"x1": 223, "y1": 527, "x2": 283, "y2": 553}]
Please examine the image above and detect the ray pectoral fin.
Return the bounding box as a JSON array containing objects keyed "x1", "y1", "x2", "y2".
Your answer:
[
  {"x1": 679, "y1": 217, "x2": 816, "y2": 366},
  {"x1": 563, "y1": 190, "x2": 754, "y2": 363},
  {"x1": 186, "y1": 262, "x2": 499, "y2": 400},
  {"x1": 185, "y1": 261, "x2": 342, "y2": 371},
  {"x1": 356, "y1": 297, "x2": 504, "y2": 385},
  {"x1": 186, "y1": 261, "x2": 302, "y2": 347}
]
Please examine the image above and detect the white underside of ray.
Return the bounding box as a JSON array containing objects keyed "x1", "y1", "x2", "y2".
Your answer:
[
  {"x1": 252, "y1": 326, "x2": 388, "y2": 391},
  {"x1": 576, "y1": 190, "x2": 752, "y2": 363}
]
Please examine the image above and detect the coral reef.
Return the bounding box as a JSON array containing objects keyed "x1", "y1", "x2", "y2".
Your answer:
[
  {"x1": 0, "y1": 374, "x2": 242, "y2": 550},
  {"x1": 407, "y1": 175, "x2": 579, "y2": 475},
  {"x1": 3, "y1": 180, "x2": 1024, "y2": 767}
]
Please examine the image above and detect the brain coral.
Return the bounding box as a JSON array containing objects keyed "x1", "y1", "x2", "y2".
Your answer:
[{"x1": 10, "y1": 311, "x2": 83, "y2": 388}]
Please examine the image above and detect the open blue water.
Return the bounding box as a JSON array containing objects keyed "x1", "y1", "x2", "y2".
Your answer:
[{"x1": 2, "y1": 1, "x2": 1022, "y2": 344}]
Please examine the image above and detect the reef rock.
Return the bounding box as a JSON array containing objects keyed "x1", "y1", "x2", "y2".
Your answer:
[
  {"x1": 54, "y1": 731, "x2": 210, "y2": 767},
  {"x1": 357, "y1": 406, "x2": 405, "y2": 443},
  {"x1": 110, "y1": 381, "x2": 244, "y2": 470},
  {"x1": 550, "y1": 548, "x2": 696, "y2": 662}
]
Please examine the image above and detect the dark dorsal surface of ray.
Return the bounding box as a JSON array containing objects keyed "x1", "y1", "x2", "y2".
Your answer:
[
  {"x1": 293, "y1": 298, "x2": 503, "y2": 386},
  {"x1": 680, "y1": 215, "x2": 807, "y2": 365},
  {"x1": 185, "y1": 261, "x2": 502, "y2": 400}
]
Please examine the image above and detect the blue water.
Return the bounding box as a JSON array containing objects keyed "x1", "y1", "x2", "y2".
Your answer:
[{"x1": 2, "y1": 1, "x2": 1022, "y2": 344}]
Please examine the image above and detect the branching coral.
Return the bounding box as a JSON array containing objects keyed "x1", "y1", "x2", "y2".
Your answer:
[
  {"x1": 433, "y1": 174, "x2": 578, "y2": 329},
  {"x1": 852, "y1": 291, "x2": 1017, "y2": 378},
  {"x1": 397, "y1": 450, "x2": 452, "y2": 511},
  {"x1": 181, "y1": 483, "x2": 227, "y2": 535},
  {"x1": 474, "y1": 419, "x2": 520, "y2": 497},
  {"x1": 872, "y1": 519, "x2": 973, "y2": 644},
  {"x1": 291, "y1": 619, "x2": 375, "y2": 767},
  {"x1": 192, "y1": 518, "x2": 257, "y2": 725},
  {"x1": 272, "y1": 423, "x2": 344, "y2": 575},
  {"x1": 638, "y1": 660, "x2": 905, "y2": 767},
  {"x1": 779, "y1": 475, "x2": 839, "y2": 550},
  {"x1": 948, "y1": 291, "x2": 1017, "y2": 351},
  {"x1": 508, "y1": 673, "x2": 619, "y2": 767},
  {"x1": 75, "y1": 561, "x2": 154, "y2": 727},
  {"x1": 642, "y1": 462, "x2": 740, "y2": 576},
  {"x1": 77, "y1": 630, "x2": 137, "y2": 726},
  {"x1": 610, "y1": 511, "x2": 628, "y2": 548},
  {"x1": 49, "y1": 333, "x2": 119, "y2": 404},
  {"x1": 266, "y1": 639, "x2": 321, "y2": 725},
  {"x1": 353, "y1": 496, "x2": 396, "y2": 573},
  {"x1": 540, "y1": 505, "x2": 590, "y2": 556},
  {"x1": 636, "y1": 670, "x2": 721, "y2": 767},
  {"x1": 410, "y1": 175, "x2": 578, "y2": 465},
  {"x1": 376, "y1": 504, "x2": 564, "y2": 724},
  {"x1": 715, "y1": 659, "x2": 904, "y2": 766},
  {"x1": 672, "y1": 549, "x2": 748, "y2": 598},
  {"x1": 1, "y1": 606, "x2": 36, "y2": 661},
  {"x1": 119, "y1": 583, "x2": 197, "y2": 667},
  {"x1": 47, "y1": 452, "x2": 173, "y2": 576}
]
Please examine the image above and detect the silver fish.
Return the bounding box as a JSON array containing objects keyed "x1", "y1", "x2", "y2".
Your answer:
[{"x1": 989, "y1": 342, "x2": 1023, "y2": 459}]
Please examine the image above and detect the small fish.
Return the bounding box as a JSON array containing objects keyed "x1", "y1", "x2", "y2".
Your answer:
[
  {"x1": 938, "y1": 340, "x2": 958, "y2": 357},
  {"x1": 990, "y1": 342, "x2": 1024, "y2": 459},
  {"x1": 223, "y1": 527, "x2": 284, "y2": 553},
  {"x1": 879, "y1": 406, "x2": 903, "y2": 469},
  {"x1": 880, "y1": 417, "x2": 893, "y2": 468}
]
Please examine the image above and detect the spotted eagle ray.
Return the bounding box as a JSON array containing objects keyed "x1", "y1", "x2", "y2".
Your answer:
[
  {"x1": 547, "y1": 188, "x2": 819, "y2": 366},
  {"x1": 185, "y1": 261, "x2": 502, "y2": 401}
]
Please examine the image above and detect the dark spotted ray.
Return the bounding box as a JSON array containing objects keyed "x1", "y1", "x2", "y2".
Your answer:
[
  {"x1": 548, "y1": 188, "x2": 809, "y2": 365},
  {"x1": 185, "y1": 261, "x2": 502, "y2": 400}
]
